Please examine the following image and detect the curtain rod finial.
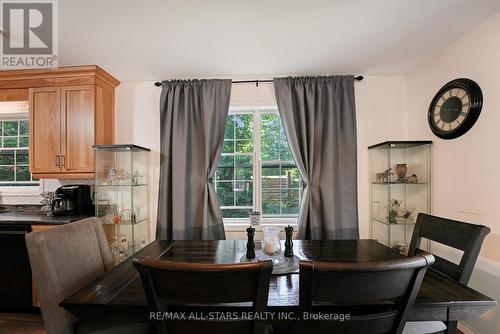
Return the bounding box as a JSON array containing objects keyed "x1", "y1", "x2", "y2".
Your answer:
[
  {"x1": 154, "y1": 81, "x2": 162, "y2": 87},
  {"x1": 354, "y1": 76, "x2": 364, "y2": 81}
]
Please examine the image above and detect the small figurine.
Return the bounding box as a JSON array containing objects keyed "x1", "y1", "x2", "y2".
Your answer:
[
  {"x1": 284, "y1": 225, "x2": 294, "y2": 258},
  {"x1": 388, "y1": 209, "x2": 398, "y2": 224},
  {"x1": 393, "y1": 242, "x2": 408, "y2": 255},
  {"x1": 107, "y1": 166, "x2": 117, "y2": 185},
  {"x1": 402, "y1": 207, "x2": 416, "y2": 219},
  {"x1": 246, "y1": 226, "x2": 255, "y2": 259},
  {"x1": 408, "y1": 173, "x2": 418, "y2": 184},
  {"x1": 387, "y1": 199, "x2": 403, "y2": 224},
  {"x1": 376, "y1": 168, "x2": 393, "y2": 183}
]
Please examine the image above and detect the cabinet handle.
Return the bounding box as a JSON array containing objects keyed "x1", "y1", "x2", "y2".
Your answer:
[
  {"x1": 55, "y1": 155, "x2": 60, "y2": 167},
  {"x1": 61, "y1": 155, "x2": 65, "y2": 167}
]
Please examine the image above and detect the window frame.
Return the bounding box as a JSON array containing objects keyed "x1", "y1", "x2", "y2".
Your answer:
[{"x1": 220, "y1": 106, "x2": 299, "y2": 225}]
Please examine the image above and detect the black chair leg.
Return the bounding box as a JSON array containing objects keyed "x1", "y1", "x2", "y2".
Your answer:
[{"x1": 446, "y1": 321, "x2": 458, "y2": 334}]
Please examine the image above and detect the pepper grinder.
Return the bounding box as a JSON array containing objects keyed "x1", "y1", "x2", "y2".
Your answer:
[
  {"x1": 246, "y1": 226, "x2": 256, "y2": 259},
  {"x1": 284, "y1": 225, "x2": 294, "y2": 257}
]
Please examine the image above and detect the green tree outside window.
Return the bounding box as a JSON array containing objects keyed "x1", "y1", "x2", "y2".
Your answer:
[{"x1": 214, "y1": 111, "x2": 301, "y2": 219}]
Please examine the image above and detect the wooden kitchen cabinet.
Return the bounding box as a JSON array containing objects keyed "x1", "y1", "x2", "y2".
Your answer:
[
  {"x1": 61, "y1": 85, "x2": 96, "y2": 173},
  {"x1": 30, "y1": 85, "x2": 96, "y2": 175},
  {"x1": 30, "y1": 87, "x2": 62, "y2": 174},
  {"x1": 0, "y1": 66, "x2": 120, "y2": 179}
]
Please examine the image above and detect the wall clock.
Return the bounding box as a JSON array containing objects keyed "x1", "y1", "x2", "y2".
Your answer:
[{"x1": 427, "y1": 78, "x2": 483, "y2": 139}]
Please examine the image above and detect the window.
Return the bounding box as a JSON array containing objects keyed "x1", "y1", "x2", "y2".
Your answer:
[
  {"x1": 214, "y1": 108, "x2": 301, "y2": 220},
  {"x1": 0, "y1": 102, "x2": 38, "y2": 187}
]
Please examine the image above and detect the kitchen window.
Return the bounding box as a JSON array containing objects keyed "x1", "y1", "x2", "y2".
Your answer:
[
  {"x1": 214, "y1": 107, "x2": 301, "y2": 221},
  {"x1": 0, "y1": 102, "x2": 38, "y2": 187}
]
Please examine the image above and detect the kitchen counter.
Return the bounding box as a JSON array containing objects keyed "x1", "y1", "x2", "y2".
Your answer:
[
  {"x1": 0, "y1": 211, "x2": 94, "y2": 225},
  {"x1": 0, "y1": 207, "x2": 95, "y2": 311}
]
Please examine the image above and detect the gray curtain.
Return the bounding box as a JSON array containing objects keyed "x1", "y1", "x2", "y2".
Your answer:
[
  {"x1": 156, "y1": 79, "x2": 231, "y2": 240},
  {"x1": 273, "y1": 76, "x2": 359, "y2": 240}
]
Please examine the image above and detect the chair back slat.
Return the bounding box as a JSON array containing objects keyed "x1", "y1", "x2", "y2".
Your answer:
[
  {"x1": 408, "y1": 213, "x2": 490, "y2": 284},
  {"x1": 313, "y1": 269, "x2": 418, "y2": 303},
  {"x1": 299, "y1": 253, "x2": 434, "y2": 334},
  {"x1": 150, "y1": 269, "x2": 259, "y2": 303},
  {"x1": 414, "y1": 250, "x2": 462, "y2": 282},
  {"x1": 134, "y1": 258, "x2": 272, "y2": 334},
  {"x1": 299, "y1": 311, "x2": 397, "y2": 334}
]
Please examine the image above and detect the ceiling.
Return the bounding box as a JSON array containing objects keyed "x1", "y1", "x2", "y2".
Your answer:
[{"x1": 58, "y1": 0, "x2": 500, "y2": 81}]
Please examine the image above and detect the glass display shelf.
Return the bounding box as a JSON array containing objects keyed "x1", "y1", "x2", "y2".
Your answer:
[
  {"x1": 93, "y1": 216, "x2": 149, "y2": 226},
  {"x1": 371, "y1": 217, "x2": 416, "y2": 226},
  {"x1": 371, "y1": 182, "x2": 429, "y2": 185},
  {"x1": 369, "y1": 141, "x2": 432, "y2": 253},
  {"x1": 93, "y1": 144, "x2": 151, "y2": 265},
  {"x1": 96, "y1": 184, "x2": 148, "y2": 187}
]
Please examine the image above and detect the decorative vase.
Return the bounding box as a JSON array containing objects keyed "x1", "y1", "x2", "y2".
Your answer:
[
  {"x1": 395, "y1": 164, "x2": 408, "y2": 183},
  {"x1": 262, "y1": 226, "x2": 281, "y2": 255}
]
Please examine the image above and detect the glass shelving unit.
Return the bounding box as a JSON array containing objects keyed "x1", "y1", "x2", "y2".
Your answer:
[
  {"x1": 93, "y1": 144, "x2": 150, "y2": 264},
  {"x1": 369, "y1": 141, "x2": 432, "y2": 253}
]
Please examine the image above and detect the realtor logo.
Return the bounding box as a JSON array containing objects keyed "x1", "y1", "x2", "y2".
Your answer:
[{"x1": 1, "y1": 0, "x2": 58, "y2": 68}]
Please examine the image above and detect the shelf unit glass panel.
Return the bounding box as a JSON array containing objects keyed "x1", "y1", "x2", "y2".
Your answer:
[
  {"x1": 94, "y1": 144, "x2": 150, "y2": 264},
  {"x1": 369, "y1": 141, "x2": 431, "y2": 253}
]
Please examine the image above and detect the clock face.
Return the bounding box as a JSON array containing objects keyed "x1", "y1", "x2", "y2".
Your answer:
[
  {"x1": 432, "y1": 88, "x2": 469, "y2": 133},
  {"x1": 428, "y1": 79, "x2": 482, "y2": 139}
]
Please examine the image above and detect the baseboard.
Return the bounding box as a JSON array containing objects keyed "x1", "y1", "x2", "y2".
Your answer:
[
  {"x1": 459, "y1": 321, "x2": 479, "y2": 334},
  {"x1": 474, "y1": 255, "x2": 500, "y2": 277},
  {"x1": 459, "y1": 256, "x2": 500, "y2": 334}
]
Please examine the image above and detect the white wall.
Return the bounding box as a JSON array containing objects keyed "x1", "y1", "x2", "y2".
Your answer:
[
  {"x1": 356, "y1": 77, "x2": 407, "y2": 237},
  {"x1": 114, "y1": 77, "x2": 407, "y2": 239},
  {"x1": 406, "y1": 11, "x2": 500, "y2": 334},
  {"x1": 115, "y1": 82, "x2": 161, "y2": 240},
  {"x1": 73, "y1": 9, "x2": 500, "y2": 333},
  {"x1": 113, "y1": 16, "x2": 500, "y2": 330}
]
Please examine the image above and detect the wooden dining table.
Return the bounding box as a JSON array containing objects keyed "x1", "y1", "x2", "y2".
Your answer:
[{"x1": 61, "y1": 239, "x2": 495, "y2": 324}]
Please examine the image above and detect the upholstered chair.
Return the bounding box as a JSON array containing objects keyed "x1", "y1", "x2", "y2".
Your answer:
[{"x1": 26, "y1": 217, "x2": 150, "y2": 334}]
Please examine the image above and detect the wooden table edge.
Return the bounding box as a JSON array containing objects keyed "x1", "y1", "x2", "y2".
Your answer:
[
  {"x1": 61, "y1": 240, "x2": 177, "y2": 307},
  {"x1": 60, "y1": 239, "x2": 496, "y2": 324}
]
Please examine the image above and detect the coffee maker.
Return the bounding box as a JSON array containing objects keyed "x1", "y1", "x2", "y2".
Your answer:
[{"x1": 52, "y1": 185, "x2": 93, "y2": 215}]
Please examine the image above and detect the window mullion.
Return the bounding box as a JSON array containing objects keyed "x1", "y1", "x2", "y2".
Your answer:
[
  {"x1": 253, "y1": 110, "x2": 261, "y2": 213},
  {"x1": 232, "y1": 116, "x2": 236, "y2": 208}
]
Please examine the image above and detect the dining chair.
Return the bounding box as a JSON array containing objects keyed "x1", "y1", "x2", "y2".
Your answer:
[
  {"x1": 133, "y1": 257, "x2": 273, "y2": 334},
  {"x1": 298, "y1": 253, "x2": 435, "y2": 334},
  {"x1": 26, "y1": 217, "x2": 151, "y2": 334},
  {"x1": 404, "y1": 213, "x2": 490, "y2": 334}
]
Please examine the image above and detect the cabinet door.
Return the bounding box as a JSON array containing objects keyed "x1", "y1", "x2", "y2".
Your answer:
[
  {"x1": 29, "y1": 87, "x2": 62, "y2": 173},
  {"x1": 61, "y1": 85, "x2": 95, "y2": 173}
]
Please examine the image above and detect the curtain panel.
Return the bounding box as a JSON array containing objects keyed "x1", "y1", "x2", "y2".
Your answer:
[
  {"x1": 156, "y1": 79, "x2": 231, "y2": 240},
  {"x1": 273, "y1": 76, "x2": 359, "y2": 240}
]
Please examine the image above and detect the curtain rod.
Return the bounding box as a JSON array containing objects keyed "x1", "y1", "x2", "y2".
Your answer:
[{"x1": 153, "y1": 76, "x2": 364, "y2": 87}]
